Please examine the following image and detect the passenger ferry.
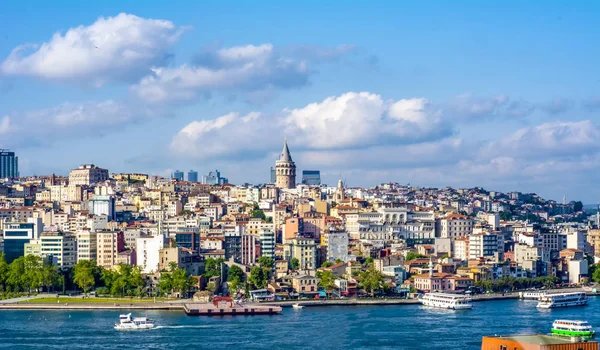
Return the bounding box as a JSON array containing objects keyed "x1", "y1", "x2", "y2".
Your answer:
[
  {"x1": 419, "y1": 292, "x2": 472, "y2": 310},
  {"x1": 551, "y1": 320, "x2": 595, "y2": 338},
  {"x1": 537, "y1": 292, "x2": 587, "y2": 309},
  {"x1": 114, "y1": 313, "x2": 155, "y2": 330},
  {"x1": 518, "y1": 291, "x2": 547, "y2": 300}
]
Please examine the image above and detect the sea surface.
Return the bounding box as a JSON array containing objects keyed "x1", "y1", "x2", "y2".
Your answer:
[{"x1": 2, "y1": 298, "x2": 600, "y2": 349}]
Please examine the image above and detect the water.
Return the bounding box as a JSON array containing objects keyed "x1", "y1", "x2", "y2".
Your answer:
[{"x1": 2, "y1": 298, "x2": 600, "y2": 349}]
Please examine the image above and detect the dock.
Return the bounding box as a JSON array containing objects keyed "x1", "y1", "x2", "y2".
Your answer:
[{"x1": 184, "y1": 297, "x2": 282, "y2": 316}]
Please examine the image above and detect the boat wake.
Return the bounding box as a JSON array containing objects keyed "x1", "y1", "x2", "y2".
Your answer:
[{"x1": 153, "y1": 325, "x2": 209, "y2": 330}]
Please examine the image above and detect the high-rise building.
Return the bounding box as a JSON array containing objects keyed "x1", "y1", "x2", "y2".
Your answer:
[
  {"x1": 202, "y1": 170, "x2": 228, "y2": 185},
  {"x1": 2, "y1": 218, "x2": 43, "y2": 263},
  {"x1": 187, "y1": 170, "x2": 198, "y2": 182},
  {"x1": 171, "y1": 170, "x2": 184, "y2": 181},
  {"x1": 96, "y1": 231, "x2": 124, "y2": 269},
  {"x1": 275, "y1": 138, "x2": 296, "y2": 189},
  {"x1": 302, "y1": 170, "x2": 321, "y2": 185},
  {"x1": 0, "y1": 149, "x2": 18, "y2": 178},
  {"x1": 89, "y1": 195, "x2": 116, "y2": 221},
  {"x1": 68, "y1": 164, "x2": 108, "y2": 186},
  {"x1": 270, "y1": 167, "x2": 276, "y2": 183},
  {"x1": 39, "y1": 231, "x2": 77, "y2": 268}
]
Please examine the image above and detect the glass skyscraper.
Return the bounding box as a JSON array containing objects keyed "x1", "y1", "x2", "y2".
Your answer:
[
  {"x1": 171, "y1": 170, "x2": 184, "y2": 181},
  {"x1": 0, "y1": 149, "x2": 18, "y2": 178},
  {"x1": 302, "y1": 170, "x2": 321, "y2": 185},
  {"x1": 187, "y1": 170, "x2": 198, "y2": 182}
]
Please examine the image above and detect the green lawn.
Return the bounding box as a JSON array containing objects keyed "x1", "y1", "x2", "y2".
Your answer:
[{"x1": 20, "y1": 297, "x2": 173, "y2": 304}]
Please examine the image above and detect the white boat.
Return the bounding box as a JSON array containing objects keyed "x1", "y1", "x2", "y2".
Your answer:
[
  {"x1": 419, "y1": 292, "x2": 472, "y2": 310},
  {"x1": 292, "y1": 303, "x2": 304, "y2": 309},
  {"x1": 551, "y1": 320, "x2": 595, "y2": 338},
  {"x1": 537, "y1": 292, "x2": 588, "y2": 309},
  {"x1": 114, "y1": 313, "x2": 155, "y2": 330},
  {"x1": 519, "y1": 291, "x2": 547, "y2": 300}
]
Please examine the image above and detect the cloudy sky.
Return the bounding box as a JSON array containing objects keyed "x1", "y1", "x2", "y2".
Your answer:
[{"x1": 1, "y1": 1, "x2": 600, "y2": 202}]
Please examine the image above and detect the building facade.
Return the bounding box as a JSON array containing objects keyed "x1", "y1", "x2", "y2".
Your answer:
[
  {"x1": 0, "y1": 149, "x2": 19, "y2": 178},
  {"x1": 68, "y1": 164, "x2": 109, "y2": 186}
]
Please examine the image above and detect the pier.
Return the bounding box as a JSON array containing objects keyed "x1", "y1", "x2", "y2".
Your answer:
[{"x1": 183, "y1": 297, "x2": 282, "y2": 316}]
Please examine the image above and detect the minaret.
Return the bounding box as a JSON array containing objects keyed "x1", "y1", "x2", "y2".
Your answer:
[
  {"x1": 275, "y1": 138, "x2": 296, "y2": 189},
  {"x1": 335, "y1": 178, "x2": 345, "y2": 203},
  {"x1": 429, "y1": 256, "x2": 434, "y2": 278}
]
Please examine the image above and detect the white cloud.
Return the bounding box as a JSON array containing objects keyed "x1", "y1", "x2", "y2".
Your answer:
[
  {"x1": 169, "y1": 92, "x2": 453, "y2": 160},
  {"x1": 0, "y1": 13, "x2": 184, "y2": 86},
  {"x1": 169, "y1": 112, "x2": 273, "y2": 159},
  {"x1": 282, "y1": 92, "x2": 450, "y2": 149},
  {"x1": 131, "y1": 43, "x2": 353, "y2": 104},
  {"x1": 539, "y1": 97, "x2": 574, "y2": 115},
  {"x1": 481, "y1": 120, "x2": 600, "y2": 159},
  {"x1": 448, "y1": 93, "x2": 535, "y2": 120},
  {"x1": 0, "y1": 100, "x2": 162, "y2": 148},
  {"x1": 0, "y1": 115, "x2": 11, "y2": 135}
]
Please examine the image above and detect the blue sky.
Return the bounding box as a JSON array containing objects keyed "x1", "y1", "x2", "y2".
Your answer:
[{"x1": 1, "y1": 1, "x2": 600, "y2": 202}]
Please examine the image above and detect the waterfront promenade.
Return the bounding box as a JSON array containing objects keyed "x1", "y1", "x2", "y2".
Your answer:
[{"x1": 0, "y1": 287, "x2": 591, "y2": 311}]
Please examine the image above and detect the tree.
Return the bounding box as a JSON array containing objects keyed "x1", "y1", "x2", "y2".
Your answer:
[
  {"x1": 258, "y1": 256, "x2": 274, "y2": 269},
  {"x1": 317, "y1": 270, "x2": 336, "y2": 295},
  {"x1": 0, "y1": 253, "x2": 8, "y2": 291},
  {"x1": 227, "y1": 265, "x2": 245, "y2": 283},
  {"x1": 321, "y1": 261, "x2": 333, "y2": 268},
  {"x1": 359, "y1": 266, "x2": 385, "y2": 296},
  {"x1": 204, "y1": 258, "x2": 224, "y2": 279},
  {"x1": 179, "y1": 209, "x2": 194, "y2": 217},
  {"x1": 499, "y1": 211, "x2": 512, "y2": 221},
  {"x1": 335, "y1": 259, "x2": 343, "y2": 264},
  {"x1": 405, "y1": 252, "x2": 426, "y2": 261},
  {"x1": 73, "y1": 261, "x2": 96, "y2": 293},
  {"x1": 364, "y1": 257, "x2": 374, "y2": 266},
  {"x1": 251, "y1": 209, "x2": 266, "y2": 220},
  {"x1": 574, "y1": 201, "x2": 584, "y2": 212},
  {"x1": 249, "y1": 266, "x2": 266, "y2": 289},
  {"x1": 290, "y1": 257, "x2": 300, "y2": 271},
  {"x1": 593, "y1": 267, "x2": 600, "y2": 284}
]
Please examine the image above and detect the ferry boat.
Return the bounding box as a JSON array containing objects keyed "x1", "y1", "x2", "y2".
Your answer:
[
  {"x1": 114, "y1": 313, "x2": 155, "y2": 330},
  {"x1": 537, "y1": 292, "x2": 587, "y2": 309},
  {"x1": 519, "y1": 291, "x2": 547, "y2": 300},
  {"x1": 551, "y1": 320, "x2": 595, "y2": 338},
  {"x1": 419, "y1": 292, "x2": 472, "y2": 310}
]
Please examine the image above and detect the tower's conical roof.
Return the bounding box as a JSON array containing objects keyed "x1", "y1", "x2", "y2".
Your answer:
[{"x1": 279, "y1": 138, "x2": 293, "y2": 162}]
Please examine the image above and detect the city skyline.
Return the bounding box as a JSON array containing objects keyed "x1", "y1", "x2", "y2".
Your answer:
[{"x1": 1, "y1": 2, "x2": 600, "y2": 202}]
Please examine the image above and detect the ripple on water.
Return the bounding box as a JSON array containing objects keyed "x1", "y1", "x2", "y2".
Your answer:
[{"x1": 1, "y1": 299, "x2": 599, "y2": 349}]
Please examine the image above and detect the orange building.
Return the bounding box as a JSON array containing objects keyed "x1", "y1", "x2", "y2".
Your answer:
[{"x1": 481, "y1": 335, "x2": 597, "y2": 350}]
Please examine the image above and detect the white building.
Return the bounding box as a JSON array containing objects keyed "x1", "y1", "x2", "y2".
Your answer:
[
  {"x1": 40, "y1": 231, "x2": 77, "y2": 268},
  {"x1": 324, "y1": 230, "x2": 349, "y2": 263},
  {"x1": 76, "y1": 229, "x2": 97, "y2": 262},
  {"x1": 259, "y1": 227, "x2": 275, "y2": 259},
  {"x1": 136, "y1": 234, "x2": 167, "y2": 274},
  {"x1": 436, "y1": 214, "x2": 474, "y2": 238},
  {"x1": 453, "y1": 238, "x2": 469, "y2": 260},
  {"x1": 89, "y1": 196, "x2": 116, "y2": 221},
  {"x1": 468, "y1": 232, "x2": 503, "y2": 261},
  {"x1": 567, "y1": 259, "x2": 588, "y2": 284},
  {"x1": 68, "y1": 164, "x2": 109, "y2": 186},
  {"x1": 514, "y1": 244, "x2": 551, "y2": 263},
  {"x1": 566, "y1": 230, "x2": 587, "y2": 251}
]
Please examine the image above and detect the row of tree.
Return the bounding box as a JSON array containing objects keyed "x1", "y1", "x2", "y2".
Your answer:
[
  {"x1": 0, "y1": 254, "x2": 61, "y2": 293},
  {"x1": 473, "y1": 276, "x2": 561, "y2": 292}
]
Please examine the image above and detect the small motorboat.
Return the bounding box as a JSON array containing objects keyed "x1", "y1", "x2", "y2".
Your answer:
[
  {"x1": 292, "y1": 303, "x2": 304, "y2": 309},
  {"x1": 114, "y1": 313, "x2": 155, "y2": 330}
]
